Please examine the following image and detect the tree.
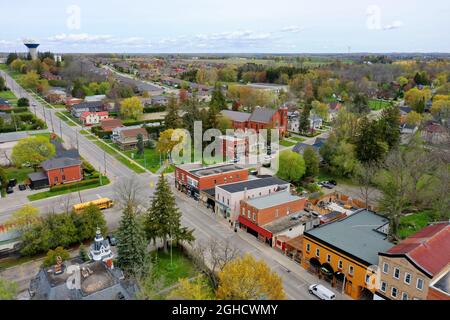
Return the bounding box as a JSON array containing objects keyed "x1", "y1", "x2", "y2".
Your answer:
[
  {"x1": 7, "y1": 204, "x2": 39, "y2": 229},
  {"x1": 353, "y1": 162, "x2": 379, "y2": 209},
  {"x1": 116, "y1": 201, "x2": 147, "y2": 277},
  {"x1": 0, "y1": 76, "x2": 6, "y2": 91},
  {"x1": 276, "y1": 150, "x2": 306, "y2": 183},
  {"x1": 164, "y1": 96, "x2": 183, "y2": 129},
  {"x1": 11, "y1": 136, "x2": 56, "y2": 171},
  {"x1": 0, "y1": 167, "x2": 8, "y2": 196},
  {"x1": 182, "y1": 95, "x2": 201, "y2": 135},
  {"x1": 216, "y1": 254, "x2": 286, "y2": 300},
  {"x1": 405, "y1": 111, "x2": 423, "y2": 126},
  {"x1": 136, "y1": 133, "x2": 144, "y2": 156},
  {"x1": 298, "y1": 105, "x2": 311, "y2": 134},
  {"x1": 144, "y1": 174, "x2": 194, "y2": 253},
  {"x1": 10, "y1": 59, "x2": 25, "y2": 73},
  {"x1": 377, "y1": 106, "x2": 401, "y2": 149},
  {"x1": 404, "y1": 88, "x2": 432, "y2": 113},
  {"x1": 156, "y1": 129, "x2": 184, "y2": 158},
  {"x1": 6, "y1": 52, "x2": 18, "y2": 65},
  {"x1": 43, "y1": 246, "x2": 70, "y2": 267},
  {"x1": 0, "y1": 278, "x2": 17, "y2": 300},
  {"x1": 354, "y1": 117, "x2": 388, "y2": 163},
  {"x1": 120, "y1": 96, "x2": 143, "y2": 120},
  {"x1": 74, "y1": 204, "x2": 107, "y2": 241},
  {"x1": 79, "y1": 244, "x2": 90, "y2": 262},
  {"x1": 22, "y1": 71, "x2": 41, "y2": 89},
  {"x1": 351, "y1": 94, "x2": 370, "y2": 114},
  {"x1": 168, "y1": 276, "x2": 215, "y2": 300},
  {"x1": 17, "y1": 98, "x2": 29, "y2": 107},
  {"x1": 217, "y1": 115, "x2": 232, "y2": 134},
  {"x1": 303, "y1": 147, "x2": 320, "y2": 178},
  {"x1": 431, "y1": 97, "x2": 450, "y2": 121},
  {"x1": 311, "y1": 101, "x2": 329, "y2": 121},
  {"x1": 209, "y1": 85, "x2": 227, "y2": 111}
]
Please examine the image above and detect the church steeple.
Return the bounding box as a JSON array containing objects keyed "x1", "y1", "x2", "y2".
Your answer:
[{"x1": 89, "y1": 228, "x2": 114, "y2": 269}]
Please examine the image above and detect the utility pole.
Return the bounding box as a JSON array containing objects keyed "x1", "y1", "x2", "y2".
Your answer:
[
  {"x1": 50, "y1": 110, "x2": 55, "y2": 133},
  {"x1": 103, "y1": 151, "x2": 107, "y2": 176},
  {"x1": 42, "y1": 105, "x2": 47, "y2": 123},
  {"x1": 11, "y1": 111, "x2": 18, "y2": 132},
  {"x1": 59, "y1": 118, "x2": 63, "y2": 139},
  {"x1": 99, "y1": 166, "x2": 103, "y2": 186}
]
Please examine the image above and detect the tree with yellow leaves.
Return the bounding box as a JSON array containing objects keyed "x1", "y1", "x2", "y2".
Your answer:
[
  {"x1": 168, "y1": 276, "x2": 215, "y2": 300},
  {"x1": 216, "y1": 254, "x2": 286, "y2": 300},
  {"x1": 156, "y1": 129, "x2": 185, "y2": 156},
  {"x1": 7, "y1": 204, "x2": 39, "y2": 229},
  {"x1": 404, "y1": 87, "x2": 432, "y2": 113},
  {"x1": 120, "y1": 96, "x2": 143, "y2": 120}
]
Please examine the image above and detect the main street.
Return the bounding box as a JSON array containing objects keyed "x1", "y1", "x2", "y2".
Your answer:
[{"x1": 0, "y1": 70, "x2": 348, "y2": 300}]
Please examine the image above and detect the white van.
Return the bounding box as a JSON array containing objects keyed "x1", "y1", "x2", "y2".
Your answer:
[{"x1": 308, "y1": 284, "x2": 336, "y2": 300}]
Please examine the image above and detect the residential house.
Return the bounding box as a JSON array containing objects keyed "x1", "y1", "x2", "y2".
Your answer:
[
  {"x1": 40, "y1": 149, "x2": 83, "y2": 186},
  {"x1": 238, "y1": 191, "x2": 307, "y2": 246},
  {"x1": 292, "y1": 137, "x2": 327, "y2": 158},
  {"x1": 65, "y1": 98, "x2": 83, "y2": 107},
  {"x1": 309, "y1": 115, "x2": 323, "y2": 130},
  {"x1": 111, "y1": 126, "x2": 149, "y2": 150},
  {"x1": 151, "y1": 95, "x2": 169, "y2": 106},
  {"x1": 214, "y1": 177, "x2": 290, "y2": 221},
  {"x1": 421, "y1": 122, "x2": 447, "y2": 144},
  {"x1": 302, "y1": 210, "x2": 393, "y2": 299},
  {"x1": 427, "y1": 265, "x2": 450, "y2": 300},
  {"x1": 80, "y1": 111, "x2": 109, "y2": 126},
  {"x1": 71, "y1": 101, "x2": 105, "y2": 118},
  {"x1": 221, "y1": 106, "x2": 289, "y2": 136},
  {"x1": 375, "y1": 223, "x2": 450, "y2": 301},
  {"x1": 84, "y1": 94, "x2": 106, "y2": 102},
  {"x1": 101, "y1": 118, "x2": 123, "y2": 133},
  {"x1": 175, "y1": 163, "x2": 249, "y2": 200}
]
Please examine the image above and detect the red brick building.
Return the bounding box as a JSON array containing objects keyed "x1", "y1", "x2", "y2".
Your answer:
[
  {"x1": 238, "y1": 192, "x2": 307, "y2": 245},
  {"x1": 221, "y1": 106, "x2": 288, "y2": 136},
  {"x1": 42, "y1": 156, "x2": 83, "y2": 186},
  {"x1": 175, "y1": 163, "x2": 248, "y2": 199}
]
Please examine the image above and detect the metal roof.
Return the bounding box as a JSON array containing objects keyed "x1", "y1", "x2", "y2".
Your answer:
[
  {"x1": 249, "y1": 107, "x2": 277, "y2": 123},
  {"x1": 42, "y1": 157, "x2": 82, "y2": 171},
  {"x1": 221, "y1": 110, "x2": 251, "y2": 123},
  {"x1": 217, "y1": 177, "x2": 289, "y2": 193},
  {"x1": 245, "y1": 191, "x2": 303, "y2": 209},
  {"x1": 305, "y1": 210, "x2": 393, "y2": 265}
]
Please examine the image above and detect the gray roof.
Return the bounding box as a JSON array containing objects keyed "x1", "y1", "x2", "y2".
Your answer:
[
  {"x1": 28, "y1": 171, "x2": 48, "y2": 181},
  {"x1": 221, "y1": 110, "x2": 251, "y2": 123},
  {"x1": 42, "y1": 157, "x2": 82, "y2": 171},
  {"x1": 72, "y1": 101, "x2": 104, "y2": 110},
  {"x1": 305, "y1": 210, "x2": 393, "y2": 265},
  {"x1": 189, "y1": 163, "x2": 245, "y2": 177},
  {"x1": 264, "y1": 211, "x2": 318, "y2": 234},
  {"x1": 249, "y1": 107, "x2": 277, "y2": 123},
  {"x1": 217, "y1": 177, "x2": 289, "y2": 193},
  {"x1": 246, "y1": 191, "x2": 303, "y2": 210}
]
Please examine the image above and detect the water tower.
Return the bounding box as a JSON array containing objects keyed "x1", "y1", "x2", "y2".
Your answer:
[{"x1": 23, "y1": 39, "x2": 40, "y2": 60}]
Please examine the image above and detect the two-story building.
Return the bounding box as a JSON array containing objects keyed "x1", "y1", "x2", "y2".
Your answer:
[
  {"x1": 70, "y1": 101, "x2": 106, "y2": 118},
  {"x1": 302, "y1": 210, "x2": 393, "y2": 300},
  {"x1": 80, "y1": 111, "x2": 109, "y2": 126},
  {"x1": 375, "y1": 223, "x2": 450, "y2": 301},
  {"x1": 214, "y1": 177, "x2": 290, "y2": 221},
  {"x1": 175, "y1": 163, "x2": 249, "y2": 200},
  {"x1": 238, "y1": 191, "x2": 307, "y2": 246},
  {"x1": 111, "y1": 126, "x2": 149, "y2": 150}
]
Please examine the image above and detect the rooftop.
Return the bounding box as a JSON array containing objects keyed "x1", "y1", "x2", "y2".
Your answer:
[
  {"x1": 305, "y1": 210, "x2": 393, "y2": 266},
  {"x1": 221, "y1": 110, "x2": 251, "y2": 123},
  {"x1": 264, "y1": 211, "x2": 318, "y2": 234},
  {"x1": 189, "y1": 163, "x2": 245, "y2": 177},
  {"x1": 430, "y1": 265, "x2": 450, "y2": 296},
  {"x1": 245, "y1": 191, "x2": 304, "y2": 210},
  {"x1": 383, "y1": 223, "x2": 449, "y2": 277},
  {"x1": 42, "y1": 157, "x2": 82, "y2": 171},
  {"x1": 249, "y1": 107, "x2": 277, "y2": 124},
  {"x1": 217, "y1": 177, "x2": 289, "y2": 193}
]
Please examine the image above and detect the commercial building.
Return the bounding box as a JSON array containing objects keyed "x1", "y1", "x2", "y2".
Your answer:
[
  {"x1": 175, "y1": 163, "x2": 248, "y2": 200},
  {"x1": 302, "y1": 210, "x2": 393, "y2": 299},
  {"x1": 214, "y1": 177, "x2": 290, "y2": 221},
  {"x1": 375, "y1": 223, "x2": 450, "y2": 301}
]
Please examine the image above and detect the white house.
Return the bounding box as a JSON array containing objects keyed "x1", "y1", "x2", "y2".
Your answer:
[
  {"x1": 80, "y1": 111, "x2": 109, "y2": 126},
  {"x1": 309, "y1": 115, "x2": 323, "y2": 130}
]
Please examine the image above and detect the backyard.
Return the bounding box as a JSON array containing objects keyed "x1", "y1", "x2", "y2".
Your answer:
[
  {"x1": 368, "y1": 99, "x2": 393, "y2": 110},
  {"x1": 398, "y1": 211, "x2": 434, "y2": 239}
]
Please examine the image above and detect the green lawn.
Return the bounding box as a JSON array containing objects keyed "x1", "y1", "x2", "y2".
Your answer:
[
  {"x1": 0, "y1": 253, "x2": 46, "y2": 271},
  {"x1": 0, "y1": 90, "x2": 17, "y2": 101},
  {"x1": 317, "y1": 168, "x2": 355, "y2": 186},
  {"x1": 368, "y1": 99, "x2": 393, "y2": 111},
  {"x1": 398, "y1": 211, "x2": 433, "y2": 239},
  {"x1": 288, "y1": 136, "x2": 306, "y2": 143},
  {"x1": 79, "y1": 130, "x2": 90, "y2": 135},
  {"x1": 94, "y1": 140, "x2": 146, "y2": 174},
  {"x1": 279, "y1": 140, "x2": 297, "y2": 147},
  {"x1": 3, "y1": 166, "x2": 34, "y2": 183},
  {"x1": 27, "y1": 175, "x2": 110, "y2": 201},
  {"x1": 55, "y1": 112, "x2": 77, "y2": 126},
  {"x1": 53, "y1": 104, "x2": 67, "y2": 109},
  {"x1": 124, "y1": 147, "x2": 162, "y2": 173}
]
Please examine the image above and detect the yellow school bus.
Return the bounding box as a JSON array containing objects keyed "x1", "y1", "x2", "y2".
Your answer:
[{"x1": 73, "y1": 198, "x2": 114, "y2": 213}]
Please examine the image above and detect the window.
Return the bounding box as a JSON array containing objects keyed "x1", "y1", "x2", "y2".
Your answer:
[
  {"x1": 242, "y1": 208, "x2": 245, "y2": 216},
  {"x1": 391, "y1": 287, "x2": 398, "y2": 298},
  {"x1": 401, "y1": 292, "x2": 408, "y2": 300},
  {"x1": 349, "y1": 265, "x2": 354, "y2": 276},
  {"x1": 224, "y1": 177, "x2": 227, "y2": 183},
  {"x1": 393, "y1": 267, "x2": 400, "y2": 279},
  {"x1": 54, "y1": 177, "x2": 58, "y2": 183},
  {"x1": 227, "y1": 199, "x2": 229, "y2": 205},
  {"x1": 214, "y1": 179, "x2": 217, "y2": 185},
  {"x1": 247, "y1": 210, "x2": 251, "y2": 219},
  {"x1": 315, "y1": 248, "x2": 320, "y2": 257},
  {"x1": 338, "y1": 260, "x2": 343, "y2": 269},
  {"x1": 275, "y1": 209, "x2": 279, "y2": 218},
  {"x1": 286, "y1": 208, "x2": 290, "y2": 215},
  {"x1": 382, "y1": 262, "x2": 389, "y2": 274},
  {"x1": 365, "y1": 274, "x2": 371, "y2": 284},
  {"x1": 62, "y1": 175, "x2": 65, "y2": 181},
  {"x1": 404, "y1": 273, "x2": 411, "y2": 285},
  {"x1": 326, "y1": 254, "x2": 331, "y2": 263},
  {"x1": 306, "y1": 243, "x2": 311, "y2": 253},
  {"x1": 252, "y1": 213, "x2": 256, "y2": 221},
  {"x1": 380, "y1": 281, "x2": 387, "y2": 293},
  {"x1": 416, "y1": 278, "x2": 424, "y2": 291}
]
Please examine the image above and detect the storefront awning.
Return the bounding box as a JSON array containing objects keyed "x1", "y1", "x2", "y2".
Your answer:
[{"x1": 238, "y1": 216, "x2": 273, "y2": 239}]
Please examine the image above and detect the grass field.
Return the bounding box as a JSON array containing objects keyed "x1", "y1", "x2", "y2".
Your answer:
[
  {"x1": 398, "y1": 211, "x2": 433, "y2": 239},
  {"x1": 123, "y1": 147, "x2": 162, "y2": 173},
  {"x1": 279, "y1": 140, "x2": 297, "y2": 147},
  {"x1": 288, "y1": 136, "x2": 306, "y2": 143},
  {"x1": 55, "y1": 112, "x2": 77, "y2": 126},
  {"x1": 94, "y1": 140, "x2": 146, "y2": 174},
  {"x1": 368, "y1": 99, "x2": 393, "y2": 110}
]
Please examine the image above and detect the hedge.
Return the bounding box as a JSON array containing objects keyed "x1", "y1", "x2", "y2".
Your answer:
[
  {"x1": 91, "y1": 126, "x2": 110, "y2": 139},
  {"x1": 122, "y1": 119, "x2": 164, "y2": 126},
  {"x1": 3, "y1": 107, "x2": 29, "y2": 114},
  {"x1": 49, "y1": 178, "x2": 100, "y2": 192},
  {"x1": 143, "y1": 105, "x2": 165, "y2": 113}
]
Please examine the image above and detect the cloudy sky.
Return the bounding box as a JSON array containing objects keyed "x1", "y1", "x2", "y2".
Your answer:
[{"x1": 1, "y1": 0, "x2": 449, "y2": 53}]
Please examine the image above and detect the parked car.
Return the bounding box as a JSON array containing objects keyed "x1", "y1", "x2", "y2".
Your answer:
[
  {"x1": 18, "y1": 184, "x2": 27, "y2": 191},
  {"x1": 309, "y1": 284, "x2": 336, "y2": 300},
  {"x1": 8, "y1": 179, "x2": 17, "y2": 188},
  {"x1": 329, "y1": 180, "x2": 337, "y2": 186},
  {"x1": 107, "y1": 234, "x2": 117, "y2": 246},
  {"x1": 262, "y1": 155, "x2": 272, "y2": 167},
  {"x1": 6, "y1": 187, "x2": 14, "y2": 194},
  {"x1": 249, "y1": 169, "x2": 258, "y2": 176}
]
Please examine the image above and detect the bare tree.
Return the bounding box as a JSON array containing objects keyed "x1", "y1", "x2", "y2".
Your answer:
[
  {"x1": 114, "y1": 177, "x2": 146, "y2": 212},
  {"x1": 353, "y1": 161, "x2": 379, "y2": 209}
]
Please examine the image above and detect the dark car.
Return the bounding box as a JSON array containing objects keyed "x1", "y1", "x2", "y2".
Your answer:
[
  {"x1": 322, "y1": 182, "x2": 335, "y2": 189},
  {"x1": 329, "y1": 180, "x2": 337, "y2": 186},
  {"x1": 107, "y1": 234, "x2": 117, "y2": 246},
  {"x1": 8, "y1": 179, "x2": 17, "y2": 188},
  {"x1": 6, "y1": 186, "x2": 14, "y2": 194},
  {"x1": 18, "y1": 184, "x2": 27, "y2": 191}
]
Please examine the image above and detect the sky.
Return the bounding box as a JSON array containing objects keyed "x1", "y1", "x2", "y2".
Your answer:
[{"x1": 1, "y1": 0, "x2": 450, "y2": 53}]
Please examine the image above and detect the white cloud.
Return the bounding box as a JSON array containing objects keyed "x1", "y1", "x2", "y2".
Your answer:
[
  {"x1": 383, "y1": 21, "x2": 404, "y2": 30},
  {"x1": 280, "y1": 25, "x2": 304, "y2": 33}
]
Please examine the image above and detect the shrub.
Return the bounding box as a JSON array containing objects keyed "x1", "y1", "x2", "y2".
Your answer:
[
  {"x1": 143, "y1": 105, "x2": 165, "y2": 113},
  {"x1": 49, "y1": 178, "x2": 99, "y2": 192},
  {"x1": 43, "y1": 247, "x2": 70, "y2": 267},
  {"x1": 79, "y1": 244, "x2": 90, "y2": 262},
  {"x1": 17, "y1": 98, "x2": 30, "y2": 107},
  {"x1": 305, "y1": 182, "x2": 321, "y2": 193}
]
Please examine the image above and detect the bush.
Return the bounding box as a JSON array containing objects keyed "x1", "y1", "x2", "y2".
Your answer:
[
  {"x1": 79, "y1": 244, "x2": 90, "y2": 262},
  {"x1": 143, "y1": 105, "x2": 165, "y2": 113},
  {"x1": 44, "y1": 247, "x2": 70, "y2": 267},
  {"x1": 91, "y1": 126, "x2": 109, "y2": 139},
  {"x1": 17, "y1": 98, "x2": 30, "y2": 107},
  {"x1": 48, "y1": 79, "x2": 69, "y2": 87},
  {"x1": 49, "y1": 178, "x2": 100, "y2": 192},
  {"x1": 2, "y1": 107, "x2": 29, "y2": 114},
  {"x1": 305, "y1": 182, "x2": 321, "y2": 193}
]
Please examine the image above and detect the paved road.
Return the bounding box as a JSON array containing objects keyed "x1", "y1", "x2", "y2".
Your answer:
[{"x1": 0, "y1": 70, "x2": 348, "y2": 300}]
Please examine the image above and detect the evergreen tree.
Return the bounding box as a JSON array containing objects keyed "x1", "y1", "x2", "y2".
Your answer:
[
  {"x1": 136, "y1": 133, "x2": 144, "y2": 157},
  {"x1": 144, "y1": 174, "x2": 194, "y2": 253},
  {"x1": 206, "y1": 104, "x2": 219, "y2": 130},
  {"x1": 6, "y1": 52, "x2": 18, "y2": 65},
  {"x1": 298, "y1": 104, "x2": 311, "y2": 134},
  {"x1": 182, "y1": 94, "x2": 201, "y2": 135},
  {"x1": 303, "y1": 147, "x2": 320, "y2": 177},
  {"x1": 116, "y1": 203, "x2": 147, "y2": 277},
  {"x1": 351, "y1": 94, "x2": 370, "y2": 114},
  {"x1": 209, "y1": 85, "x2": 227, "y2": 111},
  {"x1": 355, "y1": 117, "x2": 388, "y2": 163},
  {"x1": 164, "y1": 96, "x2": 183, "y2": 129}
]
